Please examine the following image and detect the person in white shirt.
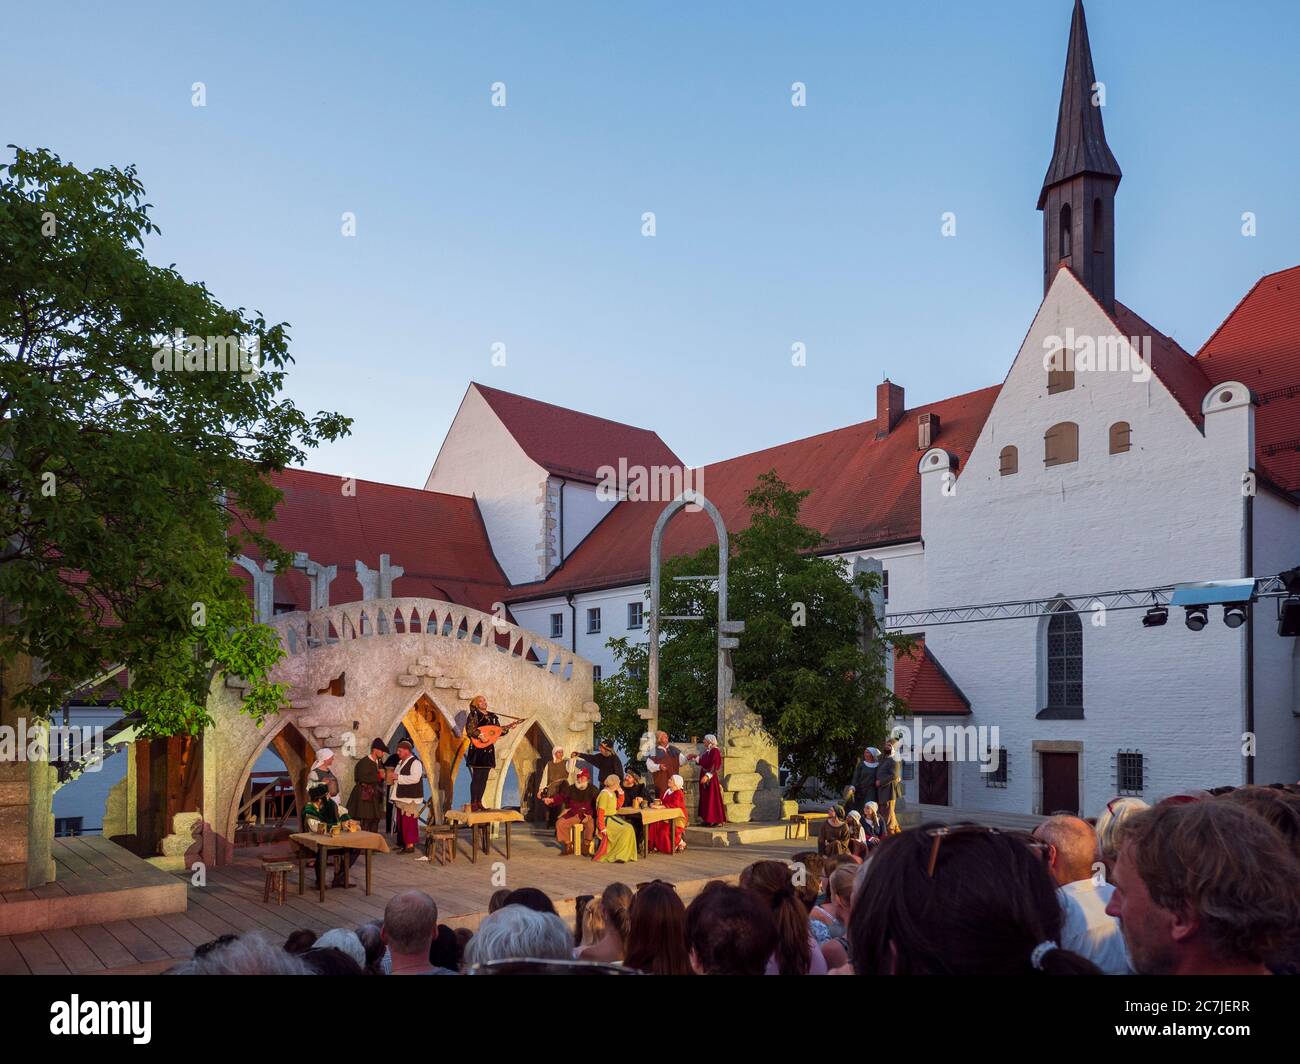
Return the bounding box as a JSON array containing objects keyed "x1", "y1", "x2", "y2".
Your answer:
[
  {"x1": 1032, "y1": 814, "x2": 1132, "y2": 974},
  {"x1": 390, "y1": 738, "x2": 425, "y2": 853}
]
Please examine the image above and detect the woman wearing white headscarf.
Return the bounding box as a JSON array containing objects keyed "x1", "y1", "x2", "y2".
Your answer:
[
  {"x1": 647, "y1": 773, "x2": 688, "y2": 853},
  {"x1": 689, "y1": 734, "x2": 726, "y2": 827},
  {"x1": 309, "y1": 749, "x2": 347, "y2": 816}
]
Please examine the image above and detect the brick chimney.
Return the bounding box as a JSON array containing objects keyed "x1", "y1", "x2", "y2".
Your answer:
[
  {"x1": 876, "y1": 379, "x2": 905, "y2": 439},
  {"x1": 917, "y1": 411, "x2": 941, "y2": 450}
]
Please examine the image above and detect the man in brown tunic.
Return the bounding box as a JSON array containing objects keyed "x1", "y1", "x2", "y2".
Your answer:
[{"x1": 348, "y1": 737, "x2": 389, "y2": 832}]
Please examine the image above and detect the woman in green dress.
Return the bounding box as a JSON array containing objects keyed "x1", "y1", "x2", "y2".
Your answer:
[{"x1": 593, "y1": 774, "x2": 638, "y2": 864}]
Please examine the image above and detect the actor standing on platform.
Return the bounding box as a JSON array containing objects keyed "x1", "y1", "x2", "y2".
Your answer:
[
  {"x1": 391, "y1": 738, "x2": 425, "y2": 853},
  {"x1": 576, "y1": 739, "x2": 623, "y2": 791},
  {"x1": 647, "y1": 773, "x2": 688, "y2": 854},
  {"x1": 877, "y1": 741, "x2": 903, "y2": 835},
  {"x1": 464, "y1": 694, "x2": 499, "y2": 812},
  {"x1": 691, "y1": 734, "x2": 726, "y2": 827},
  {"x1": 645, "y1": 731, "x2": 682, "y2": 798},
  {"x1": 845, "y1": 746, "x2": 879, "y2": 816},
  {"x1": 548, "y1": 767, "x2": 598, "y2": 855},
  {"x1": 348, "y1": 738, "x2": 389, "y2": 832}
]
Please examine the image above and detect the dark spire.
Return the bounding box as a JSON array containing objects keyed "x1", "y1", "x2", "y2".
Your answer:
[{"x1": 1037, "y1": 0, "x2": 1121, "y2": 210}]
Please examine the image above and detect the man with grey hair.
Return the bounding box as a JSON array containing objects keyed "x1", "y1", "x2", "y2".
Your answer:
[
  {"x1": 382, "y1": 889, "x2": 440, "y2": 975},
  {"x1": 1033, "y1": 814, "x2": 1130, "y2": 974},
  {"x1": 462, "y1": 904, "x2": 571, "y2": 969}
]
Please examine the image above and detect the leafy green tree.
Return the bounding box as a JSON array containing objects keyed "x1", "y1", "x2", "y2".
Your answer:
[
  {"x1": 598, "y1": 471, "x2": 911, "y2": 794},
  {"x1": 0, "y1": 146, "x2": 351, "y2": 734}
]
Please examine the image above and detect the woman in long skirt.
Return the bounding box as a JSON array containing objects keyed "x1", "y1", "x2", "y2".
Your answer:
[
  {"x1": 593, "y1": 775, "x2": 638, "y2": 863},
  {"x1": 694, "y1": 734, "x2": 726, "y2": 827}
]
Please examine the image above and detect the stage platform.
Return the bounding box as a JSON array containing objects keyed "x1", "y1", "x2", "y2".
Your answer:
[{"x1": 0, "y1": 825, "x2": 812, "y2": 974}]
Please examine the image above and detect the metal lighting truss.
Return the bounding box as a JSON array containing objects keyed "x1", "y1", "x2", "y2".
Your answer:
[{"x1": 883, "y1": 576, "x2": 1290, "y2": 631}]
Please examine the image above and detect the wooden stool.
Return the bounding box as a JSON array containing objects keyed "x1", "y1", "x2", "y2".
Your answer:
[
  {"x1": 425, "y1": 825, "x2": 456, "y2": 866},
  {"x1": 262, "y1": 860, "x2": 294, "y2": 905}
]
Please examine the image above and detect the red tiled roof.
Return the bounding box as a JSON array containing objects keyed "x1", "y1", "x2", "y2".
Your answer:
[
  {"x1": 893, "y1": 637, "x2": 970, "y2": 716},
  {"x1": 238, "y1": 468, "x2": 509, "y2": 615},
  {"x1": 473, "y1": 382, "x2": 683, "y2": 484},
  {"x1": 1196, "y1": 265, "x2": 1300, "y2": 493},
  {"x1": 508, "y1": 385, "x2": 1002, "y2": 600},
  {"x1": 1111, "y1": 302, "x2": 1211, "y2": 429}
]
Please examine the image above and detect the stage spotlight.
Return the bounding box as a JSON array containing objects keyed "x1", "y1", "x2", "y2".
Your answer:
[
  {"x1": 1279, "y1": 597, "x2": 1300, "y2": 637},
  {"x1": 1223, "y1": 604, "x2": 1247, "y2": 629},
  {"x1": 1142, "y1": 606, "x2": 1168, "y2": 628},
  {"x1": 1184, "y1": 606, "x2": 1208, "y2": 632}
]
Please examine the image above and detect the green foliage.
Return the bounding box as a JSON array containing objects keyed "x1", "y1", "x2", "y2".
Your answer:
[
  {"x1": 0, "y1": 146, "x2": 350, "y2": 733},
  {"x1": 600, "y1": 471, "x2": 911, "y2": 795}
]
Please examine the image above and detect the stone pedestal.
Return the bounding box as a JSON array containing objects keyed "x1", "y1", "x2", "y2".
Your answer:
[{"x1": 719, "y1": 696, "x2": 784, "y2": 823}]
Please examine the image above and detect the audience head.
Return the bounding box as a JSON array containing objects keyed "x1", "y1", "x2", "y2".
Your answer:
[
  {"x1": 382, "y1": 889, "x2": 438, "y2": 958},
  {"x1": 1095, "y1": 796, "x2": 1150, "y2": 873},
  {"x1": 828, "y1": 866, "x2": 856, "y2": 914},
  {"x1": 598, "y1": 881, "x2": 633, "y2": 945},
  {"x1": 1219, "y1": 786, "x2": 1300, "y2": 858},
  {"x1": 283, "y1": 929, "x2": 318, "y2": 955},
  {"x1": 301, "y1": 946, "x2": 365, "y2": 975},
  {"x1": 314, "y1": 928, "x2": 366, "y2": 969},
  {"x1": 577, "y1": 893, "x2": 607, "y2": 946},
  {"x1": 1106, "y1": 800, "x2": 1300, "y2": 975},
  {"x1": 428, "y1": 923, "x2": 463, "y2": 971},
  {"x1": 739, "y1": 860, "x2": 812, "y2": 975},
  {"x1": 463, "y1": 905, "x2": 572, "y2": 967},
  {"x1": 791, "y1": 851, "x2": 825, "y2": 910},
  {"x1": 488, "y1": 888, "x2": 512, "y2": 913},
  {"x1": 172, "y1": 932, "x2": 311, "y2": 975},
  {"x1": 624, "y1": 881, "x2": 692, "y2": 976},
  {"x1": 502, "y1": 887, "x2": 557, "y2": 915},
  {"x1": 849, "y1": 824, "x2": 1101, "y2": 975},
  {"x1": 685, "y1": 883, "x2": 778, "y2": 976},
  {"x1": 355, "y1": 922, "x2": 388, "y2": 975},
  {"x1": 1032, "y1": 814, "x2": 1100, "y2": 886}
]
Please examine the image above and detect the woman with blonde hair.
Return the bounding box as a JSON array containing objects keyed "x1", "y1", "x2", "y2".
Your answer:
[
  {"x1": 594, "y1": 774, "x2": 638, "y2": 863},
  {"x1": 1094, "y1": 796, "x2": 1149, "y2": 879},
  {"x1": 577, "y1": 882, "x2": 633, "y2": 964}
]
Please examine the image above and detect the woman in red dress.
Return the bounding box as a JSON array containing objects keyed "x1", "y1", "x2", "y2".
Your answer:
[
  {"x1": 694, "y1": 734, "x2": 726, "y2": 827},
  {"x1": 647, "y1": 773, "x2": 688, "y2": 854}
]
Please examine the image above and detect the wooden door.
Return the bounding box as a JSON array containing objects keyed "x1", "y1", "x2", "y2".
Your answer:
[{"x1": 1041, "y1": 752, "x2": 1079, "y2": 814}]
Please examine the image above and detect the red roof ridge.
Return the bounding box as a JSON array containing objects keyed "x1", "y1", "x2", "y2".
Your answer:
[
  {"x1": 471, "y1": 381, "x2": 672, "y2": 440},
  {"x1": 272, "y1": 464, "x2": 474, "y2": 504},
  {"x1": 1195, "y1": 264, "x2": 1300, "y2": 360}
]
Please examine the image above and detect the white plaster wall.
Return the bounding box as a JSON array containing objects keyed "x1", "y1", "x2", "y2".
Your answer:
[
  {"x1": 1250, "y1": 490, "x2": 1300, "y2": 786},
  {"x1": 559, "y1": 480, "x2": 617, "y2": 562},
  {"x1": 919, "y1": 272, "x2": 1252, "y2": 818},
  {"x1": 511, "y1": 587, "x2": 652, "y2": 680},
  {"x1": 425, "y1": 385, "x2": 548, "y2": 585}
]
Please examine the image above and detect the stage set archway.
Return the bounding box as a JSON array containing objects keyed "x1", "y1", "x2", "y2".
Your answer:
[{"x1": 201, "y1": 598, "x2": 600, "y2": 863}]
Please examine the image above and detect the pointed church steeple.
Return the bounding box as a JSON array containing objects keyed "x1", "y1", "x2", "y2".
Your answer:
[{"x1": 1038, "y1": 0, "x2": 1121, "y2": 311}]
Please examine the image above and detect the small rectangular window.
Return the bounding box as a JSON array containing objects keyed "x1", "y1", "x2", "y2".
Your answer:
[
  {"x1": 586, "y1": 607, "x2": 601, "y2": 635},
  {"x1": 1117, "y1": 750, "x2": 1144, "y2": 795},
  {"x1": 1047, "y1": 349, "x2": 1075, "y2": 394},
  {"x1": 592, "y1": 665, "x2": 602, "y2": 683},
  {"x1": 549, "y1": 612, "x2": 564, "y2": 639},
  {"x1": 627, "y1": 602, "x2": 643, "y2": 629},
  {"x1": 882, "y1": 570, "x2": 890, "y2": 602},
  {"x1": 986, "y1": 748, "x2": 1009, "y2": 788}
]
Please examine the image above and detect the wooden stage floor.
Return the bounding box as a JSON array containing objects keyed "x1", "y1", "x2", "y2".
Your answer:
[{"x1": 0, "y1": 826, "x2": 813, "y2": 975}]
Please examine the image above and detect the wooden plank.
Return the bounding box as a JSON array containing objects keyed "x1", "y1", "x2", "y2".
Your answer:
[
  {"x1": 128, "y1": 917, "x2": 197, "y2": 959},
  {"x1": 10, "y1": 932, "x2": 71, "y2": 975},
  {"x1": 52, "y1": 843, "x2": 100, "y2": 879},
  {"x1": 80, "y1": 836, "x2": 151, "y2": 875},
  {"x1": 42, "y1": 928, "x2": 107, "y2": 974},
  {"x1": 72, "y1": 924, "x2": 137, "y2": 969},
  {"x1": 187, "y1": 886, "x2": 300, "y2": 938},
  {"x1": 173, "y1": 899, "x2": 242, "y2": 941},
  {"x1": 0, "y1": 936, "x2": 31, "y2": 975},
  {"x1": 156, "y1": 911, "x2": 221, "y2": 949},
  {"x1": 100, "y1": 919, "x2": 171, "y2": 964}
]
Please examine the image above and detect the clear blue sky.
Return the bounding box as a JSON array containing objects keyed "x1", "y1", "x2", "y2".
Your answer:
[{"x1": 6, "y1": 1, "x2": 1297, "y2": 485}]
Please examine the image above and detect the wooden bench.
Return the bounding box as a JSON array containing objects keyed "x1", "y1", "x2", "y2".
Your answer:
[
  {"x1": 261, "y1": 860, "x2": 295, "y2": 905},
  {"x1": 424, "y1": 824, "x2": 457, "y2": 866},
  {"x1": 790, "y1": 811, "x2": 830, "y2": 840}
]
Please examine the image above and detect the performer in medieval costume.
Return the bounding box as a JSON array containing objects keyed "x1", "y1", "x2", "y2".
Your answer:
[
  {"x1": 303, "y1": 783, "x2": 358, "y2": 887},
  {"x1": 876, "y1": 740, "x2": 903, "y2": 835},
  {"x1": 621, "y1": 769, "x2": 648, "y2": 851},
  {"x1": 463, "y1": 694, "x2": 499, "y2": 812},
  {"x1": 347, "y1": 737, "x2": 389, "y2": 832},
  {"x1": 390, "y1": 738, "x2": 424, "y2": 853},
  {"x1": 383, "y1": 747, "x2": 402, "y2": 836},
  {"x1": 593, "y1": 774, "x2": 638, "y2": 864},
  {"x1": 860, "y1": 800, "x2": 885, "y2": 841},
  {"x1": 576, "y1": 739, "x2": 623, "y2": 791},
  {"x1": 536, "y1": 746, "x2": 573, "y2": 827},
  {"x1": 308, "y1": 749, "x2": 346, "y2": 813},
  {"x1": 547, "y1": 767, "x2": 598, "y2": 855},
  {"x1": 845, "y1": 746, "x2": 880, "y2": 816},
  {"x1": 645, "y1": 731, "x2": 682, "y2": 798},
  {"x1": 647, "y1": 773, "x2": 688, "y2": 854},
  {"x1": 819, "y1": 804, "x2": 854, "y2": 857},
  {"x1": 691, "y1": 733, "x2": 726, "y2": 827}
]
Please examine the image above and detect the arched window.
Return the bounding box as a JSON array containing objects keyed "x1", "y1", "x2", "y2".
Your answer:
[
  {"x1": 1045, "y1": 603, "x2": 1083, "y2": 713},
  {"x1": 1059, "y1": 203, "x2": 1072, "y2": 259},
  {"x1": 999, "y1": 445, "x2": 1018, "y2": 476},
  {"x1": 1092, "y1": 198, "x2": 1104, "y2": 253},
  {"x1": 1044, "y1": 422, "x2": 1079, "y2": 467},
  {"x1": 1109, "y1": 421, "x2": 1131, "y2": 454}
]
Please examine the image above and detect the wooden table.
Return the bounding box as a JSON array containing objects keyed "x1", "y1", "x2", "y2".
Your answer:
[
  {"x1": 442, "y1": 809, "x2": 525, "y2": 863},
  {"x1": 290, "y1": 831, "x2": 390, "y2": 902},
  {"x1": 614, "y1": 806, "x2": 687, "y2": 858}
]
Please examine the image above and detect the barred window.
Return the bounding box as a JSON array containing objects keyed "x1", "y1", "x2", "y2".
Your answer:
[
  {"x1": 901, "y1": 760, "x2": 914, "y2": 782},
  {"x1": 1117, "y1": 750, "x2": 1144, "y2": 795},
  {"x1": 1046, "y1": 604, "x2": 1083, "y2": 710},
  {"x1": 986, "y1": 747, "x2": 1009, "y2": 788}
]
